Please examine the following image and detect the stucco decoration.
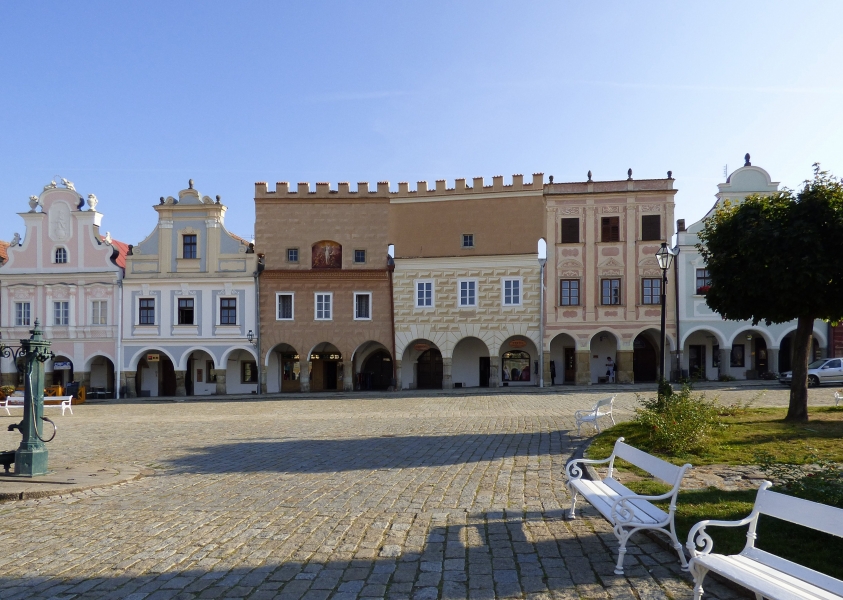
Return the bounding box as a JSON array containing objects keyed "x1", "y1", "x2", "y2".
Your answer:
[
  {"x1": 13, "y1": 288, "x2": 32, "y2": 299},
  {"x1": 601, "y1": 206, "x2": 621, "y2": 213},
  {"x1": 312, "y1": 240, "x2": 342, "y2": 269},
  {"x1": 558, "y1": 207, "x2": 580, "y2": 215},
  {"x1": 87, "y1": 194, "x2": 98, "y2": 211},
  {"x1": 48, "y1": 201, "x2": 72, "y2": 242},
  {"x1": 60, "y1": 178, "x2": 75, "y2": 191},
  {"x1": 639, "y1": 205, "x2": 661, "y2": 212},
  {"x1": 43, "y1": 180, "x2": 57, "y2": 191},
  {"x1": 28, "y1": 196, "x2": 39, "y2": 212},
  {"x1": 11, "y1": 233, "x2": 21, "y2": 246}
]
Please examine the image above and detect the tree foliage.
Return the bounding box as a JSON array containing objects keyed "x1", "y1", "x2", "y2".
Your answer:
[{"x1": 697, "y1": 165, "x2": 843, "y2": 421}]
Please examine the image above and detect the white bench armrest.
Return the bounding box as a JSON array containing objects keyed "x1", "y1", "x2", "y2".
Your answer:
[
  {"x1": 686, "y1": 514, "x2": 758, "y2": 557},
  {"x1": 565, "y1": 456, "x2": 612, "y2": 480},
  {"x1": 610, "y1": 490, "x2": 679, "y2": 524}
]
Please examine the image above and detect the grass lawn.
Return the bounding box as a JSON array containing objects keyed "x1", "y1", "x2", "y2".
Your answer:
[{"x1": 585, "y1": 406, "x2": 843, "y2": 579}]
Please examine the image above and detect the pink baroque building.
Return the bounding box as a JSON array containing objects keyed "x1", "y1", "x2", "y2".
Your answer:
[{"x1": 0, "y1": 180, "x2": 128, "y2": 396}]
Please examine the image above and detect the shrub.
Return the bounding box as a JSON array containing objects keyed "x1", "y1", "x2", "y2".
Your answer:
[
  {"x1": 718, "y1": 374, "x2": 736, "y2": 382},
  {"x1": 756, "y1": 447, "x2": 843, "y2": 508},
  {"x1": 0, "y1": 385, "x2": 14, "y2": 397},
  {"x1": 635, "y1": 384, "x2": 721, "y2": 456}
]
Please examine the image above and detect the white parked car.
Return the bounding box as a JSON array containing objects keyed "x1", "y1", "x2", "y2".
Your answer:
[{"x1": 779, "y1": 358, "x2": 843, "y2": 387}]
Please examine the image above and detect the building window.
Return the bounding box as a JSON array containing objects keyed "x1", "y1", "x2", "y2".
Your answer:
[
  {"x1": 560, "y1": 218, "x2": 580, "y2": 243},
  {"x1": 696, "y1": 268, "x2": 712, "y2": 294},
  {"x1": 459, "y1": 280, "x2": 477, "y2": 307},
  {"x1": 178, "y1": 298, "x2": 194, "y2": 325},
  {"x1": 601, "y1": 217, "x2": 620, "y2": 242},
  {"x1": 91, "y1": 300, "x2": 107, "y2": 325},
  {"x1": 15, "y1": 302, "x2": 31, "y2": 326},
  {"x1": 416, "y1": 281, "x2": 433, "y2": 308},
  {"x1": 277, "y1": 293, "x2": 294, "y2": 320},
  {"x1": 241, "y1": 361, "x2": 258, "y2": 384},
  {"x1": 354, "y1": 249, "x2": 366, "y2": 264},
  {"x1": 641, "y1": 215, "x2": 661, "y2": 241},
  {"x1": 287, "y1": 248, "x2": 299, "y2": 263},
  {"x1": 183, "y1": 234, "x2": 197, "y2": 259},
  {"x1": 220, "y1": 298, "x2": 237, "y2": 325},
  {"x1": 642, "y1": 278, "x2": 661, "y2": 305},
  {"x1": 503, "y1": 279, "x2": 521, "y2": 306},
  {"x1": 354, "y1": 292, "x2": 371, "y2": 320},
  {"x1": 54, "y1": 247, "x2": 68, "y2": 264},
  {"x1": 730, "y1": 345, "x2": 745, "y2": 367},
  {"x1": 601, "y1": 279, "x2": 621, "y2": 305},
  {"x1": 315, "y1": 293, "x2": 332, "y2": 320},
  {"x1": 139, "y1": 298, "x2": 155, "y2": 325},
  {"x1": 54, "y1": 301, "x2": 69, "y2": 326},
  {"x1": 462, "y1": 234, "x2": 474, "y2": 248},
  {"x1": 560, "y1": 280, "x2": 580, "y2": 306}
]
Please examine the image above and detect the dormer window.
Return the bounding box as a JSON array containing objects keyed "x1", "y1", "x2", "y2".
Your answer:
[
  {"x1": 183, "y1": 234, "x2": 198, "y2": 259},
  {"x1": 54, "y1": 247, "x2": 68, "y2": 264}
]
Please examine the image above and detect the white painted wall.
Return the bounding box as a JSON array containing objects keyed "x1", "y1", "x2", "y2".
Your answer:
[
  {"x1": 589, "y1": 335, "x2": 618, "y2": 384},
  {"x1": 452, "y1": 337, "x2": 489, "y2": 388}
]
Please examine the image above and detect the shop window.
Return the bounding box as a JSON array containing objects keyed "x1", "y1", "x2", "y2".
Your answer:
[
  {"x1": 287, "y1": 248, "x2": 299, "y2": 263},
  {"x1": 54, "y1": 247, "x2": 68, "y2": 264},
  {"x1": 139, "y1": 298, "x2": 155, "y2": 325},
  {"x1": 54, "y1": 301, "x2": 69, "y2": 326},
  {"x1": 354, "y1": 292, "x2": 371, "y2": 320},
  {"x1": 315, "y1": 293, "x2": 332, "y2": 320},
  {"x1": 502, "y1": 351, "x2": 531, "y2": 382},
  {"x1": 241, "y1": 361, "x2": 258, "y2": 384},
  {"x1": 503, "y1": 279, "x2": 521, "y2": 306},
  {"x1": 178, "y1": 298, "x2": 194, "y2": 325},
  {"x1": 15, "y1": 302, "x2": 31, "y2": 326},
  {"x1": 220, "y1": 298, "x2": 237, "y2": 325},
  {"x1": 560, "y1": 280, "x2": 580, "y2": 306},
  {"x1": 730, "y1": 344, "x2": 745, "y2": 367},
  {"x1": 91, "y1": 300, "x2": 107, "y2": 325},
  {"x1": 641, "y1": 215, "x2": 661, "y2": 241},
  {"x1": 601, "y1": 279, "x2": 621, "y2": 305},
  {"x1": 642, "y1": 278, "x2": 661, "y2": 305},
  {"x1": 601, "y1": 217, "x2": 620, "y2": 242},
  {"x1": 416, "y1": 281, "x2": 433, "y2": 308},
  {"x1": 183, "y1": 234, "x2": 197, "y2": 259},
  {"x1": 277, "y1": 293, "x2": 294, "y2": 320},
  {"x1": 560, "y1": 218, "x2": 579, "y2": 243}
]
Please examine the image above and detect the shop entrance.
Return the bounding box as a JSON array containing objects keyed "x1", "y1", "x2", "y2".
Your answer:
[
  {"x1": 754, "y1": 338, "x2": 768, "y2": 374},
  {"x1": 310, "y1": 344, "x2": 342, "y2": 392},
  {"x1": 564, "y1": 348, "x2": 576, "y2": 383},
  {"x1": 360, "y1": 350, "x2": 393, "y2": 390},
  {"x1": 633, "y1": 335, "x2": 658, "y2": 382},
  {"x1": 417, "y1": 349, "x2": 443, "y2": 389}
]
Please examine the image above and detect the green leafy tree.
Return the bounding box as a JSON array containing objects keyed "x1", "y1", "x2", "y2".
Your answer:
[{"x1": 698, "y1": 165, "x2": 843, "y2": 422}]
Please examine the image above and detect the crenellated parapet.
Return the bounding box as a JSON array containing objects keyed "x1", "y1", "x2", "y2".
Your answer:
[{"x1": 255, "y1": 173, "x2": 546, "y2": 200}]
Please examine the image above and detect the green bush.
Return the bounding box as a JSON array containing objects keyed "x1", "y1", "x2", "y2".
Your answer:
[
  {"x1": 756, "y1": 447, "x2": 843, "y2": 508},
  {"x1": 635, "y1": 384, "x2": 721, "y2": 455},
  {"x1": 0, "y1": 385, "x2": 15, "y2": 397}
]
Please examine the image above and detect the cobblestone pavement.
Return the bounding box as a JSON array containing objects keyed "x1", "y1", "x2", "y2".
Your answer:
[{"x1": 0, "y1": 387, "x2": 830, "y2": 599}]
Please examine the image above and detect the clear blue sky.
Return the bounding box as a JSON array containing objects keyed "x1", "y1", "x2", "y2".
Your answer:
[{"x1": 2, "y1": 2, "x2": 842, "y2": 246}]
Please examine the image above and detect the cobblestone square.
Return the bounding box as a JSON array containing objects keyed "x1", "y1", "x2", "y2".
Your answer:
[{"x1": 0, "y1": 387, "x2": 807, "y2": 599}]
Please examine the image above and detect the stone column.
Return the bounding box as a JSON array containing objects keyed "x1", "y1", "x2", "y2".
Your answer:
[
  {"x1": 300, "y1": 362, "x2": 311, "y2": 392},
  {"x1": 542, "y1": 354, "x2": 552, "y2": 388},
  {"x1": 489, "y1": 356, "x2": 500, "y2": 387},
  {"x1": 342, "y1": 360, "x2": 354, "y2": 391},
  {"x1": 616, "y1": 350, "x2": 634, "y2": 384},
  {"x1": 125, "y1": 372, "x2": 137, "y2": 398},
  {"x1": 175, "y1": 370, "x2": 187, "y2": 396},
  {"x1": 442, "y1": 357, "x2": 453, "y2": 389},
  {"x1": 768, "y1": 349, "x2": 779, "y2": 375},
  {"x1": 212, "y1": 369, "x2": 226, "y2": 395},
  {"x1": 719, "y1": 348, "x2": 731, "y2": 379},
  {"x1": 260, "y1": 366, "x2": 268, "y2": 394},
  {"x1": 119, "y1": 372, "x2": 127, "y2": 398},
  {"x1": 394, "y1": 359, "x2": 402, "y2": 391},
  {"x1": 575, "y1": 350, "x2": 591, "y2": 385}
]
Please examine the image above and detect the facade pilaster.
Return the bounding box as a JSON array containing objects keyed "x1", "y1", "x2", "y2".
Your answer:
[
  {"x1": 575, "y1": 350, "x2": 591, "y2": 385},
  {"x1": 175, "y1": 370, "x2": 187, "y2": 396},
  {"x1": 442, "y1": 357, "x2": 453, "y2": 389},
  {"x1": 616, "y1": 350, "x2": 634, "y2": 383},
  {"x1": 213, "y1": 369, "x2": 226, "y2": 395},
  {"x1": 342, "y1": 360, "x2": 354, "y2": 391}
]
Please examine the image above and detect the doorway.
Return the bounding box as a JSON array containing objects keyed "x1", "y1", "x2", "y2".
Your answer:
[
  {"x1": 754, "y1": 338, "x2": 768, "y2": 374},
  {"x1": 564, "y1": 348, "x2": 576, "y2": 383},
  {"x1": 633, "y1": 336, "x2": 658, "y2": 382},
  {"x1": 688, "y1": 345, "x2": 706, "y2": 380},
  {"x1": 479, "y1": 357, "x2": 490, "y2": 387},
  {"x1": 417, "y1": 349, "x2": 443, "y2": 389}
]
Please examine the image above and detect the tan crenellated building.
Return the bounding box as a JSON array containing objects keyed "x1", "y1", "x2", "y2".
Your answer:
[{"x1": 544, "y1": 172, "x2": 678, "y2": 385}]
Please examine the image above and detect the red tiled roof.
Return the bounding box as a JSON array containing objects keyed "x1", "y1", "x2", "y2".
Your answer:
[{"x1": 99, "y1": 236, "x2": 130, "y2": 269}]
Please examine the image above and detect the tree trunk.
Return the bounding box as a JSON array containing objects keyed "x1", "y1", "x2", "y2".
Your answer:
[{"x1": 786, "y1": 315, "x2": 814, "y2": 422}]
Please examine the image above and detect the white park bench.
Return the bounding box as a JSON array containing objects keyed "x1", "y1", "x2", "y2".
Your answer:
[
  {"x1": 574, "y1": 395, "x2": 616, "y2": 435},
  {"x1": 686, "y1": 481, "x2": 843, "y2": 600},
  {"x1": 566, "y1": 437, "x2": 692, "y2": 575},
  {"x1": 835, "y1": 390, "x2": 841, "y2": 406},
  {"x1": 2, "y1": 394, "x2": 73, "y2": 416}
]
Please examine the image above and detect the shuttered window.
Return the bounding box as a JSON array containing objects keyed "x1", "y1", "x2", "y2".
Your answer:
[
  {"x1": 560, "y1": 218, "x2": 579, "y2": 243},
  {"x1": 641, "y1": 215, "x2": 661, "y2": 241},
  {"x1": 601, "y1": 217, "x2": 620, "y2": 242}
]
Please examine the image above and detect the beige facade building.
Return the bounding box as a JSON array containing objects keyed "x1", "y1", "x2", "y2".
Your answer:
[
  {"x1": 390, "y1": 175, "x2": 546, "y2": 389},
  {"x1": 544, "y1": 172, "x2": 678, "y2": 385},
  {"x1": 255, "y1": 182, "x2": 394, "y2": 393}
]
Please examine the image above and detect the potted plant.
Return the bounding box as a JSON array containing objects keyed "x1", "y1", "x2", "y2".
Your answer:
[{"x1": 696, "y1": 285, "x2": 711, "y2": 295}]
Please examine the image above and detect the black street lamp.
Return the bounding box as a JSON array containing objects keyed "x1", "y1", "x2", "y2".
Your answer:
[{"x1": 655, "y1": 243, "x2": 679, "y2": 382}]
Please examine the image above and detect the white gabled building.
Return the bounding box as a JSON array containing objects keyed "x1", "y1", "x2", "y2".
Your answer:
[
  {"x1": 676, "y1": 155, "x2": 827, "y2": 380},
  {"x1": 0, "y1": 180, "x2": 127, "y2": 395},
  {"x1": 121, "y1": 180, "x2": 260, "y2": 397}
]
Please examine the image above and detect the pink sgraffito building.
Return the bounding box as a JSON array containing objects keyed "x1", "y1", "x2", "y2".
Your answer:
[{"x1": 0, "y1": 180, "x2": 128, "y2": 397}]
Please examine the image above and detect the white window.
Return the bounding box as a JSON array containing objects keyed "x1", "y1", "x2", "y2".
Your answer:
[
  {"x1": 220, "y1": 297, "x2": 237, "y2": 325},
  {"x1": 91, "y1": 300, "x2": 107, "y2": 325},
  {"x1": 415, "y1": 280, "x2": 433, "y2": 308},
  {"x1": 354, "y1": 292, "x2": 372, "y2": 320},
  {"x1": 15, "y1": 302, "x2": 31, "y2": 326},
  {"x1": 503, "y1": 278, "x2": 521, "y2": 306},
  {"x1": 315, "y1": 293, "x2": 332, "y2": 320},
  {"x1": 459, "y1": 279, "x2": 477, "y2": 307},
  {"x1": 54, "y1": 247, "x2": 68, "y2": 264},
  {"x1": 462, "y1": 234, "x2": 474, "y2": 248},
  {"x1": 276, "y1": 293, "x2": 294, "y2": 320},
  {"x1": 54, "y1": 301, "x2": 69, "y2": 326}
]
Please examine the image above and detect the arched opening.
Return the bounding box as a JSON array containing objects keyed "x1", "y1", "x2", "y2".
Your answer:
[
  {"x1": 87, "y1": 355, "x2": 115, "y2": 399},
  {"x1": 225, "y1": 348, "x2": 259, "y2": 394},
  {"x1": 417, "y1": 349, "x2": 443, "y2": 389},
  {"x1": 500, "y1": 336, "x2": 539, "y2": 386},
  {"x1": 400, "y1": 340, "x2": 442, "y2": 390},
  {"x1": 682, "y1": 329, "x2": 722, "y2": 381},
  {"x1": 590, "y1": 332, "x2": 618, "y2": 384},
  {"x1": 360, "y1": 350, "x2": 393, "y2": 390},
  {"x1": 309, "y1": 342, "x2": 342, "y2": 391},
  {"x1": 452, "y1": 337, "x2": 491, "y2": 388},
  {"x1": 267, "y1": 343, "x2": 300, "y2": 393},
  {"x1": 50, "y1": 355, "x2": 74, "y2": 390},
  {"x1": 633, "y1": 334, "x2": 658, "y2": 383},
  {"x1": 549, "y1": 333, "x2": 577, "y2": 385},
  {"x1": 136, "y1": 350, "x2": 176, "y2": 397},
  {"x1": 185, "y1": 350, "x2": 216, "y2": 396}
]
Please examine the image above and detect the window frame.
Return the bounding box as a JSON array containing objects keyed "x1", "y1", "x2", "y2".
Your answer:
[
  {"x1": 276, "y1": 292, "x2": 294, "y2": 321},
  {"x1": 286, "y1": 248, "x2": 299, "y2": 263},
  {"x1": 560, "y1": 279, "x2": 580, "y2": 306},
  {"x1": 641, "y1": 278, "x2": 661, "y2": 305},
  {"x1": 15, "y1": 302, "x2": 31, "y2": 326},
  {"x1": 560, "y1": 218, "x2": 580, "y2": 243},
  {"x1": 241, "y1": 360, "x2": 258, "y2": 384},
  {"x1": 53, "y1": 301, "x2": 70, "y2": 326},
  {"x1": 54, "y1": 247, "x2": 68, "y2": 264},
  {"x1": 91, "y1": 300, "x2": 107, "y2": 325},
  {"x1": 696, "y1": 268, "x2": 712, "y2": 294},
  {"x1": 314, "y1": 292, "x2": 333, "y2": 321},
  {"x1": 601, "y1": 216, "x2": 620, "y2": 242},
  {"x1": 601, "y1": 278, "x2": 621, "y2": 305},
  {"x1": 462, "y1": 233, "x2": 475, "y2": 248},
  {"x1": 138, "y1": 298, "x2": 156, "y2": 326},
  {"x1": 458, "y1": 279, "x2": 478, "y2": 307},
  {"x1": 641, "y1": 214, "x2": 661, "y2": 241},
  {"x1": 177, "y1": 297, "x2": 195, "y2": 325},
  {"x1": 353, "y1": 249, "x2": 367, "y2": 264},
  {"x1": 502, "y1": 277, "x2": 522, "y2": 307},
  {"x1": 415, "y1": 279, "x2": 434, "y2": 308},
  {"x1": 219, "y1": 297, "x2": 237, "y2": 325},
  {"x1": 353, "y1": 292, "x2": 372, "y2": 321},
  {"x1": 182, "y1": 234, "x2": 198, "y2": 259}
]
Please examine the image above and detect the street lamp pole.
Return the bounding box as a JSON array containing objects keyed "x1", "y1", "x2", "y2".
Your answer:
[
  {"x1": 538, "y1": 256, "x2": 547, "y2": 388},
  {"x1": 655, "y1": 243, "x2": 679, "y2": 383}
]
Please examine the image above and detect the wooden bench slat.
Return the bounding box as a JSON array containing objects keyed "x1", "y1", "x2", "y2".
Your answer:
[
  {"x1": 755, "y1": 492, "x2": 843, "y2": 538},
  {"x1": 614, "y1": 440, "x2": 685, "y2": 485},
  {"x1": 741, "y1": 549, "x2": 843, "y2": 597}
]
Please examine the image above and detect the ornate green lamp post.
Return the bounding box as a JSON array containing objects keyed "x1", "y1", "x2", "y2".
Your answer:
[{"x1": 3, "y1": 319, "x2": 55, "y2": 477}]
